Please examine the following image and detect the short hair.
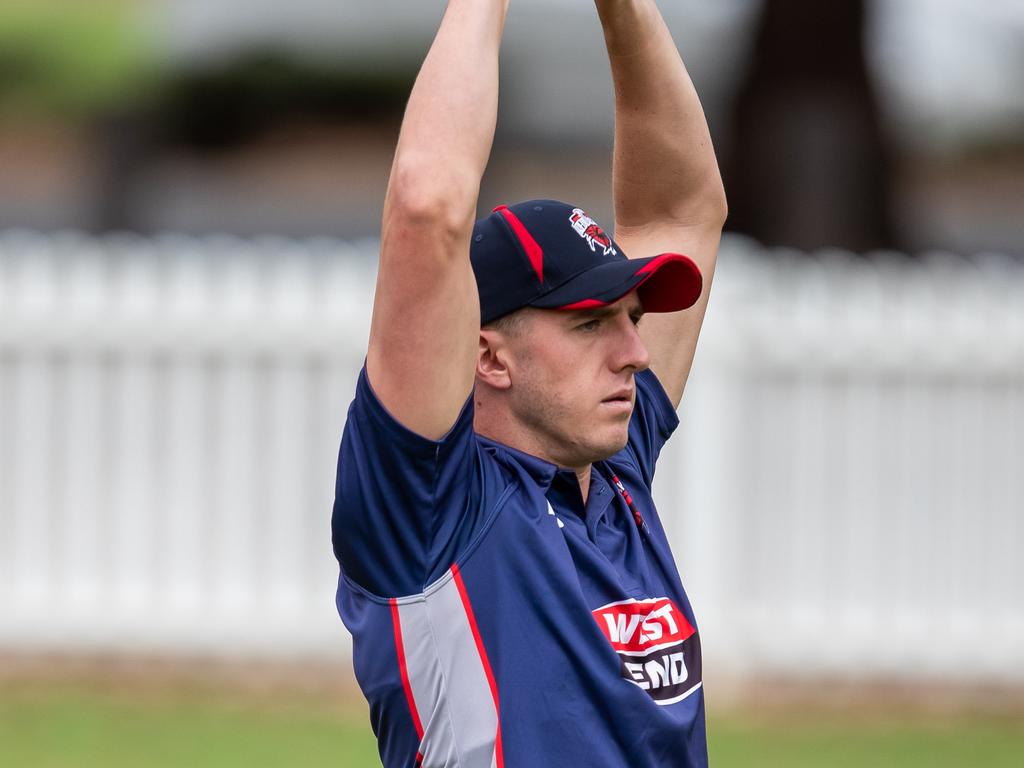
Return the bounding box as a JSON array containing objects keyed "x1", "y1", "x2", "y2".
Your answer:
[{"x1": 482, "y1": 308, "x2": 527, "y2": 337}]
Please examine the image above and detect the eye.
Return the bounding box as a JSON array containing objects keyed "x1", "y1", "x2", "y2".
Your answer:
[
  {"x1": 576, "y1": 319, "x2": 601, "y2": 332},
  {"x1": 630, "y1": 313, "x2": 643, "y2": 326}
]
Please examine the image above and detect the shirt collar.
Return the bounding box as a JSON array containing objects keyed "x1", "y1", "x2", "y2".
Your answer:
[{"x1": 475, "y1": 433, "x2": 560, "y2": 490}]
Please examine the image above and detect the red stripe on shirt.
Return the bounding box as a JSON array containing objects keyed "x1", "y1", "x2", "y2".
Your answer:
[
  {"x1": 389, "y1": 598, "x2": 425, "y2": 743},
  {"x1": 451, "y1": 563, "x2": 505, "y2": 768}
]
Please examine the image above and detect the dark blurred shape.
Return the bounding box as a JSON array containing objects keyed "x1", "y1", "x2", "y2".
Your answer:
[
  {"x1": 725, "y1": 0, "x2": 899, "y2": 252},
  {"x1": 91, "y1": 51, "x2": 414, "y2": 232},
  {"x1": 157, "y1": 52, "x2": 412, "y2": 151},
  {"x1": 92, "y1": 108, "x2": 156, "y2": 233}
]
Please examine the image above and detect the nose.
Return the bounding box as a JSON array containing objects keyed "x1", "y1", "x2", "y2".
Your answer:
[{"x1": 613, "y1": 314, "x2": 650, "y2": 373}]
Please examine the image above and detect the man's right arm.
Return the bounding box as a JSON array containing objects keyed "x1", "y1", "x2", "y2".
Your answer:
[{"x1": 366, "y1": 0, "x2": 510, "y2": 440}]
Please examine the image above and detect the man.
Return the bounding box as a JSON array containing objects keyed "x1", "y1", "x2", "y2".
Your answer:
[{"x1": 332, "y1": 1, "x2": 725, "y2": 765}]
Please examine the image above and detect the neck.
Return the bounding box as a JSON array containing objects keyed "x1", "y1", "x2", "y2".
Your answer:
[
  {"x1": 574, "y1": 465, "x2": 592, "y2": 504},
  {"x1": 474, "y1": 398, "x2": 593, "y2": 503}
]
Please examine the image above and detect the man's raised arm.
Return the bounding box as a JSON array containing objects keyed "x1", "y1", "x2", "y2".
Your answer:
[
  {"x1": 596, "y1": 0, "x2": 727, "y2": 408},
  {"x1": 367, "y1": 1, "x2": 510, "y2": 439}
]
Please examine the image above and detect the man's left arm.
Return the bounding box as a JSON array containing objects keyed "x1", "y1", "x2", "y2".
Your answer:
[{"x1": 596, "y1": 0, "x2": 727, "y2": 408}]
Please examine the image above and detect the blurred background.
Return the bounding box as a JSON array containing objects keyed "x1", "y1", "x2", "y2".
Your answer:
[{"x1": 1, "y1": 1, "x2": 1022, "y2": 766}]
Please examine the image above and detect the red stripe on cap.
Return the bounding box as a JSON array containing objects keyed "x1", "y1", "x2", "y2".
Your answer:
[
  {"x1": 493, "y1": 205, "x2": 544, "y2": 284},
  {"x1": 451, "y1": 563, "x2": 504, "y2": 768},
  {"x1": 389, "y1": 599, "x2": 425, "y2": 741},
  {"x1": 557, "y1": 298, "x2": 609, "y2": 311}
]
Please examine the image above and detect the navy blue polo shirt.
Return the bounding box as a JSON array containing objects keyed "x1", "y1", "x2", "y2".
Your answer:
[{"x1": 332, "y1": 366, "x2": 706, "y2": 768}]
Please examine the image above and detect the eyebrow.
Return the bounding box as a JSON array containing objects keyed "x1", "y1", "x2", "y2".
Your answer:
[{"x1": 569, "y1": 303, "x2": 645, "y2": 321}]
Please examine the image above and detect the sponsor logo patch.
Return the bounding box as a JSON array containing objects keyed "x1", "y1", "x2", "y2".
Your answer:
[
  {"x1": 569, "y1": 209, "x2": 617, "y2": 256},
  {"x1": 592, "y1": 597, "x2": 702, "y2": 705}
]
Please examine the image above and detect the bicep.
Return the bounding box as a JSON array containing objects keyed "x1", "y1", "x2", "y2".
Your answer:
[
  {"x1": 617, "y1": 221, "x2": 722, "y2": 409},
  {"x1": 367, "y1": 202, "x2": 481, "y2": 440}
]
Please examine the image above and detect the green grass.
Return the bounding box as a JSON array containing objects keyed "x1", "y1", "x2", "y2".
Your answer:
[
  {"x1": 710, "y1": 715, "x2": 1024, "y2": 768},
  {"x1": 1, "y1": 684, "x2": 1022, "y2": 767},
  {"x1": 0, "y1": 686, "x2": 379, "y2": 768}
]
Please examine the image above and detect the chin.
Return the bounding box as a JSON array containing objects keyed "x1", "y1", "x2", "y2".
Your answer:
[{"x1": 587, "y1": 431, "x2": 630, "y2": 463}]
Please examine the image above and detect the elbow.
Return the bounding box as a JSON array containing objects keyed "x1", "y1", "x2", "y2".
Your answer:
[
  {"x1": 696, "y1": 165, "x2": 729, "y2": 228},
  {"x1": 385, "y1": 158, "x2": 478, "y2": 241},
  {"x1": 708, "y1": 184, "x2": 729, "y2": 229},
  {"x1": 677, "y1": 169, "x2": 728, "y2": 230}
]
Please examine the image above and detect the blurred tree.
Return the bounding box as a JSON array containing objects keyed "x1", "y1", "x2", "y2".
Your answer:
[
  {"x1": 724, "y1": 0, "x2": 899, "y2": 252},
  {"x1": 0, "y1": 1, "x2": 148, "y2": 120}
]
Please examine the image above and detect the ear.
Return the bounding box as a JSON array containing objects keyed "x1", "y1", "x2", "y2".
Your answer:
[{"x1": 477, "y1": 329, "x2": 513, "y2": 390}]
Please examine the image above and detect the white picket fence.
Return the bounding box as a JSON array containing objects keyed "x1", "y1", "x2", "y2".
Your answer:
[{"x1": 1, "y1": 230, "x2": 1022, "y2": 683}]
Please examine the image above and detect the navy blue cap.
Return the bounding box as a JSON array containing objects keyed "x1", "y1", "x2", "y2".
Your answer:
[{"x1": 470, "y1": 199, "x2": 702, "y2": 325}]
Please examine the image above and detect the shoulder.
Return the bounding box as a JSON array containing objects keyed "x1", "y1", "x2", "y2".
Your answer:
[
  {"x1": 334, "y1": 367, "x2": 515, "y2": 597},
  {"x1": 624, "y1": 368, "x2": 680, "y2": 487},
  {"x1": 636, "y1": 368, "x2": 679, "y2": 426}
]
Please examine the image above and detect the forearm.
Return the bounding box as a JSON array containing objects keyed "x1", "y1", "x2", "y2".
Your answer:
[
  {"x1": 596, "y1": 0, "x2": 726, "y2": 231},
  {"x1": 386, "y1": 0, "x2": 510, "y2": 228}
]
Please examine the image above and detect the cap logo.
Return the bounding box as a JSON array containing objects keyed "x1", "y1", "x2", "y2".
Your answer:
[{"x1": 569, "y1": 208, "x2": 617, "y2": 257}]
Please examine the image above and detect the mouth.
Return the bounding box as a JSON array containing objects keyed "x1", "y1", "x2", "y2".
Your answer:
[
  {"x1": 600, "y1": 389, "x2": 635, "y2": 411},
  {"x1": 603, "y1": 387, "x2": 634, "y2": 402}
]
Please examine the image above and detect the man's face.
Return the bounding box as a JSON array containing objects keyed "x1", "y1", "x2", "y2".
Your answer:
[{"x1": 497, "y1": 292, "x2": 650, "y2": 468}]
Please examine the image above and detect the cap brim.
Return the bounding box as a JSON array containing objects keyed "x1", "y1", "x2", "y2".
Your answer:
[{"x1": 530, "y1": 252, "x2": 702, "y2": 314}]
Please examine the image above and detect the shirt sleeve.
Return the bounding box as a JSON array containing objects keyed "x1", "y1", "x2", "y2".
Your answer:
[
  {"x1": 625, "y1": 368, "x2": 681, "y2": 488},
  {"x1": 331, "y1": 365, "x2": 483, "y2": 597}
]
